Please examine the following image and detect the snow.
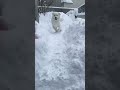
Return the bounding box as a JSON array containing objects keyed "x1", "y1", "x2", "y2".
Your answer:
[
  {"x1": 35, "y1": 12, "x2": 85, "y2": 90},
  {"x1": 61, "y1": 0, "x2": 73, "y2": 3}
]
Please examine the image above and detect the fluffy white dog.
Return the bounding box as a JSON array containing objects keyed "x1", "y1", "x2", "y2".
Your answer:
[{"x1": 51, "y1": 12, "x2": 61, "y2": 32}]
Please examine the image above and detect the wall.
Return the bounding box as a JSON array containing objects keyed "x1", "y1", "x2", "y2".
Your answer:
[
  {"x1": 64, "y1": 0, "x2": 85, "y2": 8},
  {"x1": 51, "y1": 0, "x2": 61, "y2": 7},
  {"x1": 38, "y1": 0, "x2": 85, "y2": 8}
]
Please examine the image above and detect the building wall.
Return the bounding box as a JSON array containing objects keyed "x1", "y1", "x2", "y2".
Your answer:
[
  {"x1": 40, "y1": 0, "x2": 85, "y2": 8},
  {"x1": 64, "y1": 0, "x2": 85, "y2": 8},
  {"x1": 48, "y1": 0, "x2": 62, "y2": 7},
  {"x1": 78, "y1": 4, "x2": 85, "y2": 13}
]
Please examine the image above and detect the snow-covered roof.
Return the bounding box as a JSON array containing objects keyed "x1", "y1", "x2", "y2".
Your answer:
[{"x1": 61, "y1": 0, "x2": 73, "y2": 3}]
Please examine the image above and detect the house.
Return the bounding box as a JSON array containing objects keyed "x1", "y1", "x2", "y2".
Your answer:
[
  {"x1": 37, "y1": 0, "x2": 85, "y2": 18},
  {"x1": 46, "y1": 0, "x2": 85, "y2": 13},
  {"x1": 61, "y1": 0, "x2": 85, "y2": 8},
  {"x1": 49, "y1": 0, "x2": 85, "y2": 8},
  {"x1": 78, "y1": 4, "x2": 85, "y2": 13}
]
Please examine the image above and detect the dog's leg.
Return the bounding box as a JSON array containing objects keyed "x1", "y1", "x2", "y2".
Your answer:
[
  {"x1": 58, "y1": 26, "x2": 62, "y2": 32},
  {"x1": 57, "y1": 27, "x2": 61, "y2": 32}
]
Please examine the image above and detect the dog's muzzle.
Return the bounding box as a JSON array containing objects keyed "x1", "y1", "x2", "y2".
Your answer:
[{"x1": 55, "y1": 17, "x2": 57, "y2": 20}]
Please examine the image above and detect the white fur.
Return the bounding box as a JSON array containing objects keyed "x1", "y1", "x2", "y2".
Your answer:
[{"x1": 51, "y1": 12, "x2": 61, "y2": 32}]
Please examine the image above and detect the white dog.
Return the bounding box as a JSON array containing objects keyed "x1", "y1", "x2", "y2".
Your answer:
[{"x1": 51, "y1": 12, "x2": 61, "y2": 32}]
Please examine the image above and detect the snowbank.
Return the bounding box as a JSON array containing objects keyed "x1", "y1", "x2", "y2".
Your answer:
[
  {"x1": 35, "y1": 12, "x2": 85, "y2": 90},
  {"x1": 35, "y1": 12, "x2": 73, "y2": 37},
  {"x1": 66, "y1": 9, "x2": 85, "y2": 26}
]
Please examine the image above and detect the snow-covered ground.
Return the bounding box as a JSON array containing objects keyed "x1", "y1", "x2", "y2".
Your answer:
[{"x1": 35, "y1": 12, "x2": 85, "y2": 90}]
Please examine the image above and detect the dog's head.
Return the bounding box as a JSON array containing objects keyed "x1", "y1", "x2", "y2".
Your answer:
[{"x1": 52, "y1": 12, "x2": 60, "y2": 20}]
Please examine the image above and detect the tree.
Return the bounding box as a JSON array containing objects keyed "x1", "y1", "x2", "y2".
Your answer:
[{"x1": 38, "y1": 0, "x2": 54, "y2": 14}]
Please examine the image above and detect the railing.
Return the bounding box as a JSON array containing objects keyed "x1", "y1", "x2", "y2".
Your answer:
[
  {"x1": 38, "y1": 6, "x2": 77, "y2": 13},
  {"x1": 38, "y1": 6, "x2": 75, "y2": 10}
]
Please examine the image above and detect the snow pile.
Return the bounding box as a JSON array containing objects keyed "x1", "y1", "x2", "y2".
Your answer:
[
  {"x1": 35, "y1": 12, "x2": 85, "y2": 90},
  {"x1": 66, "y1": 9, "x2": 85, "y2": 26},
  {"x1": 35, "y1": 12, "x2": 73, "y2": 37},
  {"x1": 66, "y1": 9, "x2": 78, "y2": 20},
  {"x1": 74, "y1": 18, "x2": 85, "y2": 26}
]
